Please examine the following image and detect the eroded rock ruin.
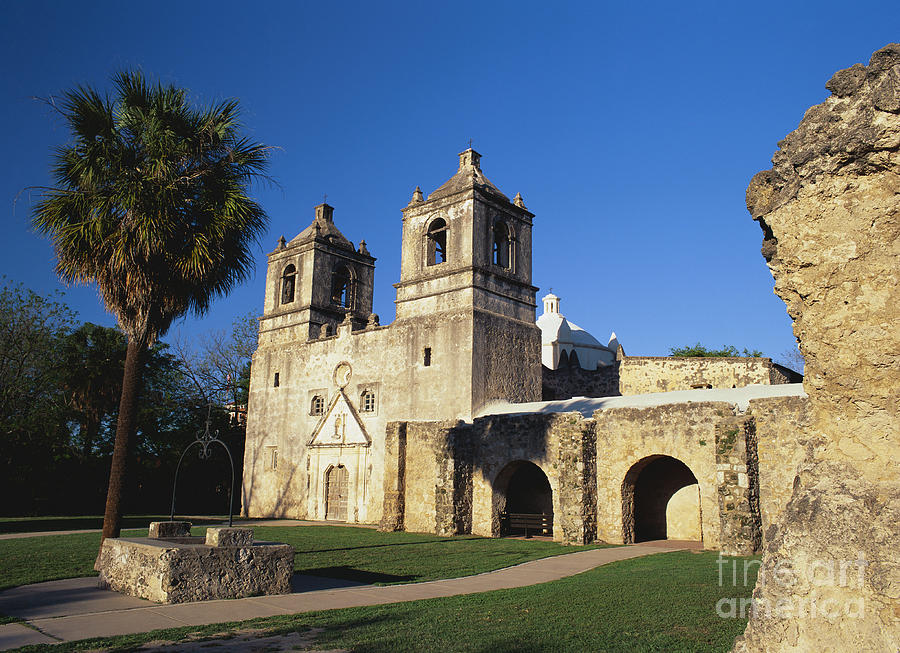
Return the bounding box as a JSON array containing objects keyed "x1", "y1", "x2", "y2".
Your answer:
[{"x1": 737, "y1": 43, "x2": 900, "y2": 651}]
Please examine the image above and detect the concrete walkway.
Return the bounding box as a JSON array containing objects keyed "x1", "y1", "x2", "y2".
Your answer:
[{"x1": 0, "y1": 543, "x2": 683, "y2": 650}]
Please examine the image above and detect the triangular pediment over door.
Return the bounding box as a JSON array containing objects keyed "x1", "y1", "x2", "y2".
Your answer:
[{"x1": 308, "y1": 390, "x2": 371, "y2": 447}]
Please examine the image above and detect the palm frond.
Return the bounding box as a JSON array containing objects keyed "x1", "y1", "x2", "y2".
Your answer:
[{"x1": 32, "y1": 71, "x2": 272, "y2": 344}]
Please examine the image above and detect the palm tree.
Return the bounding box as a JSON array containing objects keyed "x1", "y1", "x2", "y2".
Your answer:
[{"x1": 32, "y1": 71, "x2": 269, "y2": 549}]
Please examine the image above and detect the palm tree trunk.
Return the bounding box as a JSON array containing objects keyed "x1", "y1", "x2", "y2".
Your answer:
[{"x1": 96, "y1": 338, "x2": 145, "y2": 567}]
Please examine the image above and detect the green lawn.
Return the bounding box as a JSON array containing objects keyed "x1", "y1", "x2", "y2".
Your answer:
[
  {"x1": 254, "y1": 525, "x2": 605, "y2": 585},
  {"x1": 0, "y1": 524, "x2": 603, "y2": 591},
  {"x1": 14, "y1": 551, "x2": 757, "y2": 652}
]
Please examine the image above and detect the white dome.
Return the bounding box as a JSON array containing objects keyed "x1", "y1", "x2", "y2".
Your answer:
[{"x1": 536, "y1": 293, "x2": 617, "y2": 370}]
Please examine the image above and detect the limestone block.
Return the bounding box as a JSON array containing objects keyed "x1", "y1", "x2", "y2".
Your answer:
[
  {"x1": 205, "y1": 527, "x2": 254, "y2": 547},
  {"x1": 148, "y1": 521, "x2": 191, "y2": 539},
  {"x1": 98, "y1": 536, "x2": 294, "y2": 603}
]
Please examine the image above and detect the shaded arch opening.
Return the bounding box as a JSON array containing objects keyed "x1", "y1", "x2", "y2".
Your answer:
[
  {"x1": 492, "y1": 221, "x2": 510, "y2": 268},
  {"x1": 622, "y1": 455, "x2": 700, "y2": 543},
  {"x1": 331, "y1": 264, "x2": 354, "y2": 309},
  {"x1": 493, "y1": 460, "x2": 553, "y2": 537},
  {"x1": 568, "y1": 349, "x2": 581, "y2": 369},
  {"x1": 427, "y1": 218, "x2": 448, "y2": 265},
  {"x1": 281, "y1": 264, "x2": 296, "y2": 304}
]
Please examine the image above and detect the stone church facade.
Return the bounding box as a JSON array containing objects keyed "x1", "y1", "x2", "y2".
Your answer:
[{"x1": 242, "y1": 149, "x2": 807, "y2": 554}]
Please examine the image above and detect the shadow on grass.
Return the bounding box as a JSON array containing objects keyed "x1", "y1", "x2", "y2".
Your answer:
[
  {"x1": 293, "y1": 536, "x2": 482, "y2": 554},
  {"x1": 298, "y1": 567, "x2": 417, "y2": 585}
]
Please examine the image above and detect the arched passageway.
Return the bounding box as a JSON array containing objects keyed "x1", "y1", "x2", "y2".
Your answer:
[
  {"x1": 622, "y1": 455, "x2": 700, "y2": 543},
  {"x1": 494, "y1": 461, "x2": 553, "y2": 536}
]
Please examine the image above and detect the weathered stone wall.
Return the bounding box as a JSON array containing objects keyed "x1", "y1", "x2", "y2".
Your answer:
[
  {"x1": 737, "y1": 44, "x2": 900, "y2": 652},
  {"x1": 379, "y1": 422, "x2": 406, "y2": 532},
  {"x1": 541, "y1": 363, "x2": 620, "y2": 400},
  {"x1": 618, "y1": 356, "x2": 790, "y2": 395},
  {"x1": 98, "y1": 536, "x2": 294, "y2": 603},
  {"x1": 666, "y1": 485, "x2": 703, "y2": 540},
  {"x1": 746, "y1": 395, "x2": 812, "y2": 536},
  {"x1": 715, "y1": 416, "x2": 761, "y2": 556},
  {"x1": 384, "y1": 413, "x2": 596, "y2": 545},
  {"x1": 401, "y1": 421, "x2": 451, "y2": 534},
  {"x1": 593, "y1": 402, "x2": 729, "y2": 548},
  {"x1": 382, "y1": 393, "x2": 809, "y2": 554},
  {"x1": 472, "y1": 309, "x2": 542, "y2": 411},
  {"x1": 378, "y1": 420, "x2": 474, "y2": 536},
  {"x1": 467, "y1": 412, "x2": 597, "y2": 545}
]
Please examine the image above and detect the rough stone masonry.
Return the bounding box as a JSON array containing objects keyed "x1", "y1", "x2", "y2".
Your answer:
[
  {"x1": 98, "y1": 523, "x2": 294, "y2": 603},
  {"x1": 736, "y1": 44, "x2": 900, "y2": 651}
]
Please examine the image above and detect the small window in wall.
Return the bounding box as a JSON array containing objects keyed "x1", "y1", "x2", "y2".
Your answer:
[
  {"x1": 360, "y1": 389, "x2": 376, "y2": 412},
  {"x1": 281, "y1": 264, "x2": 297, "y2": 304},
  {"x1": 266, "y1": 446, "x2": 278, "y2": 471},
  {"x1": 427, "y1": 218, "x2": 448, "y2": 265},
  {"x1": 424, "y1": 347, "x2": 432, "y2": 367},
  {"x1": 273, "y1": 372, "x2": 280, "y2": 387},
  {"x1": 311, "y1": 395, "x2": 325, "y2": 416},
  {"x1": 331, "y1": 265, "x2": 353, "y2": 308},
  {"x1": 492, "y1": 221, "x2": 510, "y2": 268}
]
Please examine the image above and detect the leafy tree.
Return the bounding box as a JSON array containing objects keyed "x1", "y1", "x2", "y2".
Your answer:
[
  {"x1": 173, "y1": 311, "x2": 258, "y2": 408},
  {"x1": 31, "y1": 71, "x2": 270, "y2": 544},
  {"x1": 0, "y1": 280, "x2": 77, "y2": 512},
  {"x1": 669, "y1": 343, "x2": 765, "y2": 357},
  {"x1": 58, "y1": 323, "x2": 127, "y2": 457},
  {"x1": 0, "y1": 280, "x2": 76, "y2": 441}
]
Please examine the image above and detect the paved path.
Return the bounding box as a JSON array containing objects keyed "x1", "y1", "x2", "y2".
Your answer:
[{"x1": 0, "y1": 543, "x2": 683, "y2": 650}]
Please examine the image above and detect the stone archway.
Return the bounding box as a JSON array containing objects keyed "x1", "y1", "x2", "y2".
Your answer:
[
  {"x1": 622, "y1": 455, "x2": 700, "y2": 543},
  {"x1": 493, "y1": 460, "x2": 553, "y2": 536}
]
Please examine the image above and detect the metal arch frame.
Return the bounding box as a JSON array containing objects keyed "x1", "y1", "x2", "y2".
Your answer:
[{"x1": 170, "y1": 409, "x2": 235, "y2": 527}]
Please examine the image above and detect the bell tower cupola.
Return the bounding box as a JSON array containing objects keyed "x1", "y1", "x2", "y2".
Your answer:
[
  {"x1": 394, "y1": 149, "x2": 537, "y2": 322},
  {"x1": 260, "y1": 203, "x2": 376, "y2": 341}
]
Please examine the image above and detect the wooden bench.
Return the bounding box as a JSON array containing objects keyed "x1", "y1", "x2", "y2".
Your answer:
[{"x1": 500, "y1": 511, "x2": 553, "y2": 538}]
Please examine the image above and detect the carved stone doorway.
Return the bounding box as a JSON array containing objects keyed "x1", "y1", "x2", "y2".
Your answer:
[{"x1": 325, "y1": 464, "x2": 348, "y2": 521}]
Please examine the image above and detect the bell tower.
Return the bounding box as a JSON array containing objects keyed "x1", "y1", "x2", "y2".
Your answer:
[
  {"x1": 395, "y1": 148, "x2": 536, "y2": 322},
  {"x1": 260, "y1": 203, "x2": 375, "y2": 341},
  {"x1": 394, "y1": 149, "x2": 541, "y2": 412}
]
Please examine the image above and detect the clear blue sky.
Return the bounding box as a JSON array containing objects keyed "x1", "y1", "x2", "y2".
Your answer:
[{"x1": 2, "y1": 1, "x2": 896, "y2": 362}]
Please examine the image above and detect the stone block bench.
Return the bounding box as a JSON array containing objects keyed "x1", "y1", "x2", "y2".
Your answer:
[{"x1": 97, "y1": 522, "x2": 294, "y2": 603}]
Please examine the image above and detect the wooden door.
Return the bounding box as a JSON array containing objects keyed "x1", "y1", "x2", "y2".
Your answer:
[{"x1": 325, "y1": 465, "x2": 348, "y2": 521}]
